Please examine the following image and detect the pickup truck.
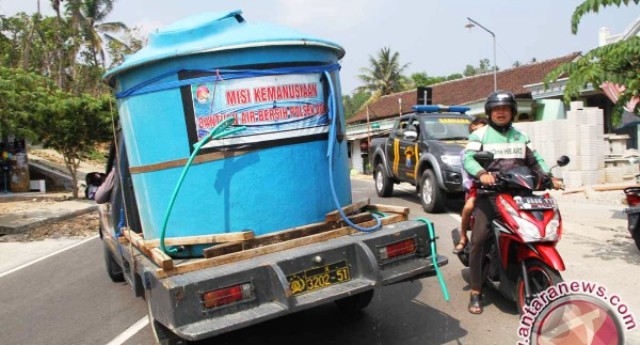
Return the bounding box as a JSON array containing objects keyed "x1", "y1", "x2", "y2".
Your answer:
[
  {"x1": 98, "y1": 133, "x2": 448, "y2": 344},
  {"x1": 369, "y1": 105, "x2": 473, "y2": 213}
]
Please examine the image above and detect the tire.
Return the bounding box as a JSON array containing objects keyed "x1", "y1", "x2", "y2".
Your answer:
[
  {"x1": 516, "y1": 259, "x2": 563, "y2": 315},
  {"x1": 103, "y1": 243, "x2": 125, "y2": 283},
  {"x1": 335, "y1": 290, "x2": 374, "y2": 314},
  {"x1": 374, "y1": 164, "x2": 393, "y2": 197},
  {"x1": 632, "y1": 228, "x2": 640, "y2": 251},
  {"x1": 146, "y1": 290, "x2": 190, "y2": 345},
  {"x1": 420, "y1": 169, "x2": 445, "y2": 213}
]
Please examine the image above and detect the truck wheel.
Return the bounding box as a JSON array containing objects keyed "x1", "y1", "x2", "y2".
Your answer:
[
  {"x1": 103, "y1": 243, "x2": 125, "y2": 283},
  {"x1": 375, "y1": 164, "x2": 393, "y2": 197},
  {"x1": 146, "y1": 290, "x2": 190, "y2": 345},
  {"x1": 420, "y1": 170, "x2": 445, "y2": 213},
  {"x1": 335, "y1": 290, "x2": 374, "y2": 314},
  {"x1": 632, "y1": 228, "x2": 640, "y2": 251}
]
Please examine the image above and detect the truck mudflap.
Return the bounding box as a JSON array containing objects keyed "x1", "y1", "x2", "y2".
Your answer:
[{"x1": 140, "y1": 220, "x2": 447, "y2": 341}]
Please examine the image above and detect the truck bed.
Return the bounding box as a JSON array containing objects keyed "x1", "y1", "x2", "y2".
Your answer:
[{"x1": 103, "y1": 201, "x2": 448, "y2": 341}]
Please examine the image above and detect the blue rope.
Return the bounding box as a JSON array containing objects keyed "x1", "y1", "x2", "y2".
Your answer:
[
  {"x1": 159, "y1": 117, "x2": 246, "y2": 255},
  {"x1": 116, "y1": 64, "x2": 341, "y2": 99},
  {"x1": 324, "y1": 70, "x2": 381, "y2": 233}
]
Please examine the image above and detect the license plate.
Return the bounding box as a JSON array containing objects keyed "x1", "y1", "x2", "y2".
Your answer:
[
  {"x1": 287, "y1": 261, "x2": 351, "y2": 296},
  {"x1": 514, "y1": 196, "x2": 557, "y2": 210}
]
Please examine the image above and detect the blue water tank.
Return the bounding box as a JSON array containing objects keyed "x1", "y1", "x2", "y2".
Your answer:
[{"x1": 103, "y1": 10, "x2": 351, "y2": 247}]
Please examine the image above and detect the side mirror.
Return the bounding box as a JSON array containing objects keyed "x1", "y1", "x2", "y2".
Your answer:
[
  {"x1": 557, "y1": 156, "x2": 570, "y2": 167},
  {"x1": 473, "y1": 151, "x2": 494, "y2": 164}
]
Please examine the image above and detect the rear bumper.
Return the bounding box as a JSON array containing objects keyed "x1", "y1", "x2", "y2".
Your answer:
[{"x1": 140, "y1": 220, "x2": 448, "y2": 341}]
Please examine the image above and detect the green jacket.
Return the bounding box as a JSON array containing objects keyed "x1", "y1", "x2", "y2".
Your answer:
[{"x1": 463, "y1": 125, "x2": 550, "y2": 178}]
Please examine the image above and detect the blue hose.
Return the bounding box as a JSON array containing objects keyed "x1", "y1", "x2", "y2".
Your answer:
[
  {"x1": 324, "y1": 71, "x2": 381, "y2": 233},
  {"x1": 415, "y1": 217, "x2": 450, "y2": 301},
  {"x1": 159, "y1": 117, "x2": 245, "y2": 255}
]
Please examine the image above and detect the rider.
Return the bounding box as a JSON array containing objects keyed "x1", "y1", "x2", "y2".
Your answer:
[{"x1": 462, "y1": 91, "x2": 562, "y2": 314}]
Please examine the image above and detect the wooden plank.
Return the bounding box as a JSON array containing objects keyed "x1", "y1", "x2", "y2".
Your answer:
[
  {"x1": 325, "y1": 199, "x2": 370, "y2": 222},
  {"x1": 122, "y1": 228, "x2": 153, "y2": 257},
  {"x1": 158, "y1": 214, "x2": 404, "y2": 278},
  {"x1": 151, "y1": 248, "x2": 174, "y2": 270},
  {"x1": 144, "y1": 231, "x2": 254, "y2": 248},
  {"x1": 203, "y1": 212, "x2": 374, "y2": 258},
  {"x1": 366, "y1": 204, "x2": 410, "y2": 219}
]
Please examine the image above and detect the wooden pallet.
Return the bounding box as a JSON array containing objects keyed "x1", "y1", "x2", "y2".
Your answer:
[{"x1": 118, "y1": 200, "x2": 409, "y2": 278}]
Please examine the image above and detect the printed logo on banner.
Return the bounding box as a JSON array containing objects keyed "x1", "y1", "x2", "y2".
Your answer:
[{"x1": 189, "y1": 73, "x2": 329, "y2": 148}]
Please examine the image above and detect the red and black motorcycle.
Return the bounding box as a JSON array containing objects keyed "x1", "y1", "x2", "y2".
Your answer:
[
  {"x1": 452, "y1": 154, "x2": 570, "y2": 313},
  {"x1": 623, "y1": 187, "x2": 640, "y2": 251}
]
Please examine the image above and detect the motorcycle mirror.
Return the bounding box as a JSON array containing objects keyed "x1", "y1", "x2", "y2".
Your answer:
[
  {"x1": 474, "y1": 151, "x2": 494, "y2": 164},
  {"x1": 557, "y1": 156, "x2": 570, "y2": 167}
]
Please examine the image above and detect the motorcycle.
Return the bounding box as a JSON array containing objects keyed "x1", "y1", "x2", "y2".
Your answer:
[
  {"x1": 452, "y1": 153, "x2": 570, "y2": 313},
  {"x1": 623, "y1": 187, "x2": 640, "y2": 251}
]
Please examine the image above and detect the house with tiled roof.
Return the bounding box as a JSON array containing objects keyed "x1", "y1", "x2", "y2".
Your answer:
[{"x1": 345, "y1": 51, "x2": 616, "y2": 174}]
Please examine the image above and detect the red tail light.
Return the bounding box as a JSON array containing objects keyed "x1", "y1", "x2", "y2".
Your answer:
[
  {"x1": 379, "y1": 238, "x2": 417, "y2": 260},
  {"x1": 202, "y1": 283, "x2": 252, "y2": 309}
]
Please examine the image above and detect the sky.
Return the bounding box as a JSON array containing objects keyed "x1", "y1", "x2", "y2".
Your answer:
[{"x1": 1, "y1": 0, "x2": 638, "y2": 94}]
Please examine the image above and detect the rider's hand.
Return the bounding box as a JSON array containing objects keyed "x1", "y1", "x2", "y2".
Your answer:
[
  {"x1": 551, "y1": 177, "x2": 564, "y2": 190},
  {"x1": 479, "y1": 172, "x2": 495, "y2": 186}
]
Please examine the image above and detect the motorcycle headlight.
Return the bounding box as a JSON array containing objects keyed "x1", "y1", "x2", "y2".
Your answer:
[
  {"x1": 544, "y1": 211, "x2": 560, "y2": 241},
  {"x1": 513, "y1": 217, "x2": 543, "y2": 242},
  {"x1": 441, "y1": 155, "x2": 461, "y2": 167},
  {"x1": 500, "y1": 198, "x2": 542, "y2": 243}
]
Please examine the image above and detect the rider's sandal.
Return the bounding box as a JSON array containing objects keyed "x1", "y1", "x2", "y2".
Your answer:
[
  {"x1": 468, "y1": 293, "x2": 483, "y2": 314},
  {"x1": 452, "y1": 239, "x2": 468, "y2": 254}
]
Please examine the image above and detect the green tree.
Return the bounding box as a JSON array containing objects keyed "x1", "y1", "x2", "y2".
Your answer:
[
  {"x1": 33, "y1": 92, "x2": 115, "y2": 197},
  {"x1": 463, "y1": 64, "x2": 476, "y2": 77},
  {"x1": 410, "y1": 72, "x2": 446, "y2": 87},
  {"x1": 0, "y1": 66, "x2": 55, "y2": 140},
  {"x1": 357, "y1": 47, "x2": 410, "y2": 97},
  {"x1": 446, "y1": 73, "x2": 463, "y2": 81},
  {"x1": 463, "y1": 58, "x2": 496, "y2": 77},
  {"x1": 343, "y1": 91, "x2": 371, "y2": 119},
  {"x1": 64, "y1": 0, "x2": 128, "y2": 68},
  {"x1": 545, "y1": 0, "x2": 640, "y2": 113}
]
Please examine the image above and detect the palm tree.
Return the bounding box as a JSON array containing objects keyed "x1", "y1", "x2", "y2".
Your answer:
[
  {"x1": 64, "y1": 0, "x2": 128, "y2": 67},
  {"x1": 357, "y1": 47, "x2": 410, "y2": 97}
]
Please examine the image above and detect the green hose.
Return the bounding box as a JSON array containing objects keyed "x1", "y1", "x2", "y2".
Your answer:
[
  {"x1": 160, "y1": 117, "x2": 245, "y2": 255},
  {"x1": 415, "y1": 217, "x2": 450, "y2": 302}
]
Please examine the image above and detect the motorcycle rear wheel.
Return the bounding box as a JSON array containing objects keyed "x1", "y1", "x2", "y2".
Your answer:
[{"x1": 516, "y1": 259, "x2": 563, "y2": 315}]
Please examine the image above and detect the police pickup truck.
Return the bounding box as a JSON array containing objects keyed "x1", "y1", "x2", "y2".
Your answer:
[{"x1": 369, "y1": 105, "x2": 472, "y2": 213}]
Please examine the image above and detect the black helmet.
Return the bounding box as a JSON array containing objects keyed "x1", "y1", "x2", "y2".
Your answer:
[{"x1": 484, "y1": 91, "x2": 517, "y2": 116}]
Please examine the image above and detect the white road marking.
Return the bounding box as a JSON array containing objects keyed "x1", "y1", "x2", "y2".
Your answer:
[
  {"x1": 0, "y1": 235, "x2": 98, "y2": 278},
  {"x1": 105, "y1": 316, "x2": 149, "y2": 345}
]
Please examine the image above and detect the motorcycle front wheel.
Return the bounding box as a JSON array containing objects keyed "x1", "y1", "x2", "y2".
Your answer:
[{"x1": 516, "y1": 259, "x2": 563, "y2": 315}]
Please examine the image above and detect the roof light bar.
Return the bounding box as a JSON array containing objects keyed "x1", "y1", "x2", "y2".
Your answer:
[{"x1": 412, "y1": 105, "x2": 471, "y2": 114}]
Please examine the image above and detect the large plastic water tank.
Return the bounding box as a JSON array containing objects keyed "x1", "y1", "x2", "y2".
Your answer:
[{"x1": 103, "y1": 10, "x2": 351, "y2": 244}]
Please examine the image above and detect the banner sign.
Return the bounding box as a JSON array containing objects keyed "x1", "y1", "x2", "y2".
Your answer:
[{"x1": 188, "y1": 73, "x2": 328, "y2": 149}]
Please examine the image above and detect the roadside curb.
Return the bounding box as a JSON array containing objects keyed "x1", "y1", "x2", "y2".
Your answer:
[{"x1": 0, "y1": 204, "x2": 98, "y2": 235}]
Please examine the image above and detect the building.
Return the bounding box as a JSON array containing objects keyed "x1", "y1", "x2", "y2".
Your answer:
[{"x1": 346, "y1": 52, "x2": 581, "y2": 173}]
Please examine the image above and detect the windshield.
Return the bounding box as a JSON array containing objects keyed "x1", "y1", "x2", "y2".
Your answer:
[{"x1": 420, "y1": 117, "x2": 471, "y2": 140}]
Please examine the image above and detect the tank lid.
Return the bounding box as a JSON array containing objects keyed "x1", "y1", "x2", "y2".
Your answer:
[{"x1": 103, "y1": 10, "x2": 345, "y2": 83}]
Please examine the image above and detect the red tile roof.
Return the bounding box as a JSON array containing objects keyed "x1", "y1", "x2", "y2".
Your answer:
[{"x1": 347, "y1": 52, "x2": 581, "y2": 124}]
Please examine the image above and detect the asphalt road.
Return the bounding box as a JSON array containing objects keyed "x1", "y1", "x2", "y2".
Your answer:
[{"x1": 1, "y1": 177, "x2": 639, "y2": 344}]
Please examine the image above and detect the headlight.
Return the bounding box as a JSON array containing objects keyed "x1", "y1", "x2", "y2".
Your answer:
[
  {"x1": 514, "y1": 217, "x2": 543, "y2": 242},
  {"x1": 441, "y1": 155, "x2": 461, "y2": 166},
  {"x1": 544, "y1": 211, "x2": 560, "y2": 241},
  {"x1": 500, "y1": 198, "x2": 543, "y2": 243}
]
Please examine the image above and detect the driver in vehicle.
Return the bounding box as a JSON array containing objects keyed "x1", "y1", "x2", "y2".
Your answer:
[{"x1": 462, "y1": 90, "x2": 563, "y2": 314}]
